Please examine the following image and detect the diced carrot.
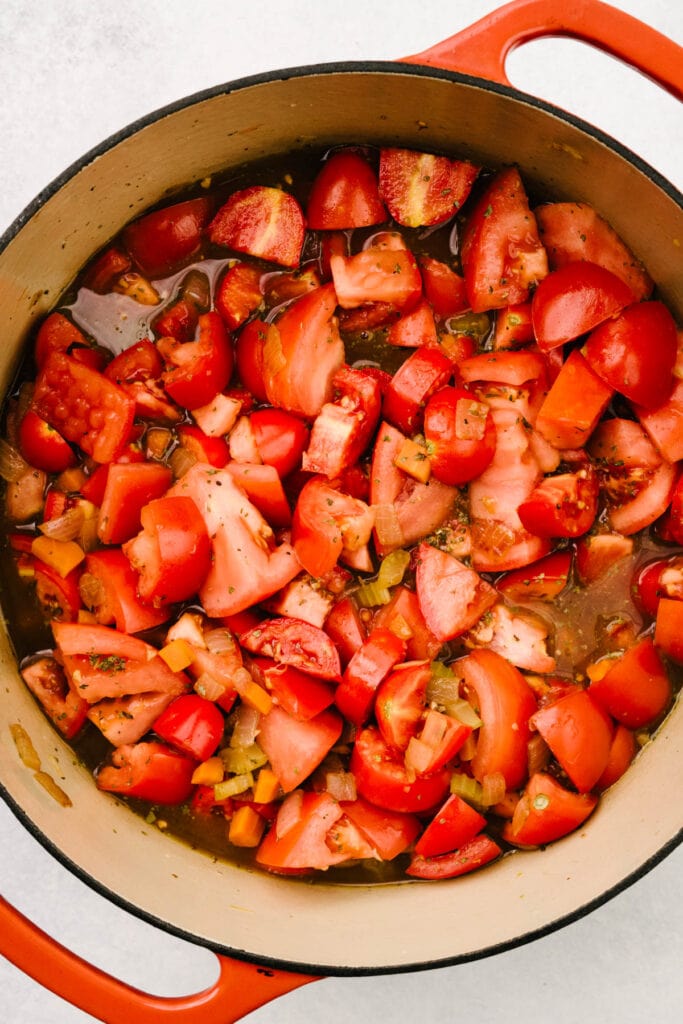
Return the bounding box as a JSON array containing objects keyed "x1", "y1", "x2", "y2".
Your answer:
[
  {"x1": 159, "y1": 638, "x2": 195, "y2": 672},
  {"x1": 191, "y1": 756, "x2": 225, "y2": 786},
  {"x1": 233, "y1": 667, "x2": 273, "y2": 715},
  {"x1": 253, "y1": 767, "x2": 282, "y2": 804},
  {"x1": 228, "y1": 805, "x2": 266, "y2": 848},
  {"x1": 535, "y1": 349, "x2": 613, "y2": 449},
  {"x1": 394, "y1": 437, "x2": 431, "y2": 483},
  {"x1": 31, "y1": 536, "x2": 85, "y2": 577}
]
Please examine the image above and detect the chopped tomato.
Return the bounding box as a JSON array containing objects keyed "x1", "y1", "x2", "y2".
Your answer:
[
  {"x1": 517, "y1": 466, "x2": 599, "y2": 538},
  {"x1": 177, "y1": 424, "x2": 230, "y2": 468},
  {"x1": 97, "y1": 461, "x2": 172, "y2": 545},
  {"x1": 34, "y1": 311, "x2": 91, "y2": 370},
  {"x1": 379, "y1": 148, "x2": 478, "y2": 227},
  {"x1": 252, "y1": 658, "x2": 335, "y2": 721},
  {"x1": 654, "y1": 598, "x2": 683, "y2": 663},
  {"x1": 123, "y1": 494, "x2": 212, "y2": 607},
  {"x1": 240, "y1": 617, "x2": 341, "y2": 681},
  {"x1": 492, "y1": 302, "x2": 534, "y2": 349},
  {"x1": 257, "y1": 705, "x2": 343, "y2": 792},
  {"x1": 535, "y1": 201, "x2": 652, "y2": 301},
  {"x1": 418, "y1": 256, "x2": 469, "y2": 319},
  {"x1": 459, "y1": 647, "x2": 537, "y2": 789},
  {"x1": 423, "y1": 385, "x2": 496, "y2": 485},
  {"x1": 372, "y1": 585, "x2": 442, "y2": 661},
  {"x1": 375, "y1": 660, "x2": 431, "y2": 752},
  {"x1": 81, "y1": 548, "x2": 169, "y2": 633},
  {"x1": 406, "y1": 833, "x2": 501, "y2": 879},
  {"x1": 208, "y1": 186, "x2": 305, "y2": 267},
  {"x1": 535, "y1": 349, "x2": 613, "y2": 450},
  {"x1": 596, "y1": 724, "x2": 638, "y2": 792},
  {"x1": 215, "y1": 262, "x2": 263, "y2": 329},
  {"x1": 292, "y1": 476, "x2": 374, "y2": 578},
  {"x1": 96, "y1": 741, "x2": 196, "y2": 804},
  {"x1": 584, "y1": 301, "x2": 677, "y2": 408},
  {"x1": 18, "y1": 410, "x2": 76, "y2": 474},
  {"x1": 575, "y1": 533, "x2": 634, "y2": 585},
  {"x1": 460, "y1": 166, "x2": 548, "y2": 312},
  {"x1": 531, "y1": 689, "x2": 613, "y2": 793},
  {"x1": 122, "y1": 197, "x2": 211, "y2": 278},
  {"x1": 339, "y1": 797, "x2": 420, "y2": 859},
  {"x1": 502, "y1": 772, "x2": 598, "y2": 847},
  {"x1": 21, "y1": 656, "x2": 89, "y2": 739},
  {"x1": 263, "y1": 284, "x2": 345, "y2": 418},
  {"x1": 153, "y1": 694, "x2": 225, "y2": 761},
  {"x1": 160, "y1": 311, "x2": 234, "y2": 411},
  {"x1": 531, "y1": 262, "x2": 633, "y2": 350},
  {"x1": 51, "y1": 620, "x2": 154, "y2": 660},
  {"x1": 226, "y1": 462, "x2": 292, "y2": 529},
  {"x1": 34, "y1": 561, "x2": 83, "y2": 623},
  {"x1": 414, "y1": 793, "x2": 486, "y2": 858},
  {"x1": 351, "y1": 725, "x2": 451, "y2": 814},
  {"x1": 415, "y1": 542, "x2": 497, "y2": 642},
  {"x1": 32, "y1": 352, "x2": 135, "y2": 464},
  {"x1": 82, "y1": 246, "x2": 133, "y2": 294},
  {"x1": 386, "y1": 299, "x2": 439, "y2": 349},
  {"x1": 635, "y1": 376, "x2": 683, "y2": 464},
  {"x1": 256, "y1": 791, "x2": 346, "y2": 872},
  {"x1": 589, "y1": 637, "x2": 672, "y2": 728},
  {"x1": 632, "y1": 555, "x2": 683, "y2": 619},
  {"x1": 383, "y1": 348, "x2": 453, "y2": 435},
  {"x1": 234, "y1": 319, "x2": 271, "y2": 404},
  {"x1": 307, "y1": 149, "x2": 386, "y2": 229},
  {"x1": 249, "y1": 408, "x2": 309, "y2": 478},
  {"x1": 496, "y1": 550, "x2": 571, "y2": 602},
  {"x1": 302, "y1": 366, "x2": 381, "y2": 480},
  {"x1": 334, "y1": 628, "x2": 407, "y2": 727},
  {"x1": 404, "y1": 708, "x2": 472, "y2": 776},
  {"x1": 330, "y1": 248, "x2": 422, "y2": 311}
]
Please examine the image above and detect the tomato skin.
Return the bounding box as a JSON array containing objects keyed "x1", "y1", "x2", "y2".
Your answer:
[
  {"x1": 459, "y1": 648, "x2": 537, "y2": 790},
  {"x1": 123, "y1": 495, "x2": 212, "y2": 607},
  {"x1": 589, "y1": 637, "x2": 672, "y2": 728},
  {"x1": 531, "y1": 689, "x2": 614, "y2": 793},
  {"x1": 32, "y1": 352, "x2": 135, "y2": 465},
  {"x1": 161, "y1": 312, "x2": 234, "y2": 411},
  {"x1": 153, "y1": 694, "x2": 225, "y2": 761},
  {"x1": 596, "y1": 724, "x2": 637, "y2": 792},
  {"x1": 215, "y1": 262, "x2": 263, "y2": 330},
  {"x1": 177, "y1": 424, "x2": 229, "y2": 468},
  {"x1": 414, "y1": 793, "x2": 487, "y2": 858},
  {"x1": 330, "y1": 249, "x2": 422, "y2": 311},
  {"x1": 407, "y1": 833, "x2": 501, "y2": 879},
  {"x1": 423, "y1": 385, "x2": 496, "y2": 486},
  {"x1": 654, "y1": 598, "x2": 683, "y2": 663},
  {"x1": 460, "y1": 166, "x2": 548, "y2": 313},
  {"x1": 372, "y1": 586, "x2": 442, "y2": 661},
  {"x1": 256, "y1": 705, "x2": 343, "y2": 793},
  {"x1": 20, "y1": 656, "x2": 89, "y2": 739},
  {"x1": 334, "y1": 629, "x2": 407, "y2": 728},
  {"x1": 97, "y1": 461, "x2": 173, "y2": 546},
  {"x1": 502, "y1": 772, "x2": 598, "y2": 847},
  {"x1": 379, "y1": 148, "x2": 479, "y2": 228},
  {"x1": 383, "y1": 348, "x2": 453, "y2": 435},
  {"x1": 34, "y1": 560, "x2": 83, "y2": 623},
  {"x1": 96, "y1": 741, "x2": 196, "y2": 805},
  {"x1": 251, "y1": 658, "x2": 335, "y2": 721},
  {"x1": 415, "y1": 542, "x2": 497, "y2": 643},
  {"x1": 584, "y1": 301, "x2": 678, "y2": 409},
  {"x1": 532, "y1": 262, "x2": 634, "y2": 350},
  {"x1": 123, "y1": 197, "x2": 211, "y2": 278},
  {"x1": 375, "y1": 661, "x2": 431, "y2": 752},
  {"x1": 249, "y1": 408, "x2": 309, "y2": 478},
  {"x1": 34, "y1": 312, "x2": 90, "y2": 370},
  {"x1": 307, "y1": 150, "x2": 386, "y2": 229},
  {"x1": 351, "y1": 725, "x2": 451, "y2": 815},
  {"x1": 82, "y1": 548, "x2": 169, "y2": 633},
  {"x1": 517, "y1": 467, "x2": 599, "y2": 539},
  {"x1": 234, "y1": 319, "x2": 270, "y2": 404},
  {"x1": 105, "y1": 339, "x2": 164, "y2": 385},
  {"x1": 497, "y1": 550, "x2": 571, "y2": 602},
  {"x1": 18, "y1": 410, "x2": 76, "y2": 474},
  {"x1": 240, "y1": 617, "x2": 342, "y2": 682},
  {"x1": 209, "y1": 186, "x2": 305, "y2": 267}
]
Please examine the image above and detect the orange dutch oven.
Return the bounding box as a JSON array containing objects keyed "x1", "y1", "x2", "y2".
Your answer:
[{"x1": 0, "y1": 1, "x2": 681, "y2": 1020}]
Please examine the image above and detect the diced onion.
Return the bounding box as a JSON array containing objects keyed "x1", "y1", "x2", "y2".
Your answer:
[
  {"x1": 169, "y1": 445, "x2": 197, "y2": 480},
  {"x1": 0, "y1": 439, "x2": 31, "y2": 482},
  {"x1": 205, "y1": 627, "x2": 237, "y2": 656},
  {"x1": 78, "y1": 572, "x2": 105, "y2": 610},
  {"x1": 193, "y1": 672, "x2": 226, "y2": 702},
  {"x1": 10, "y1": 722, "x2": 41, "y2": 771},
  {"x1": 480, "y1": 771, "x2": 506, "y2": 807},
  {"x1": 372, "y1": 503, "x2": 404, "y2": 550},
  {"x1": 39, "y1": 505, "x2": 85, "y2": 542},
  {"x1": 230, "y1": 704, "x2": 261, "y2": 749},
  {"x1": 323, "y1": 769, "x2": 357, "y2": 803}
]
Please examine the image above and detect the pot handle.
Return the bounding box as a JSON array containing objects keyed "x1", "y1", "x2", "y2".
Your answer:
[
  {"x1": 0, "y1": 894, "x2": 319, "y2": 1023},
  {"x1": 402, "y1": 0, "x2": 683, "y2": 100}
]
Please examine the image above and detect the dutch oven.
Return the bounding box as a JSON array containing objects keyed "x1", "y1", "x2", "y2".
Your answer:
[{"x1": 0, "y1": 1, "x2": 681, "y2": 1020}]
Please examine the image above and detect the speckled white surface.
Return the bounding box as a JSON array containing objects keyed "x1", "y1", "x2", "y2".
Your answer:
[{"x1": 0, "y1": 1, "x2": 681, "y2": 1021}]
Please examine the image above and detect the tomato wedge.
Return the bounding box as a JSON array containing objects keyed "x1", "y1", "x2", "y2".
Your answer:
[
  {"x1": 153, "y1": 694, "x2": 225, "y2": 761},
  {"x1": 123, "y1": 197, "x2": 211, "y2": 278},
  {"x1": 517, "y1": 466, "x2": 599, "y2": 539},
  {"x1": 351, "y1": 725, "x2": 451, "y2": 814},
  {"x1": 307, "y1": 149, "x2": 387, "y2": 229},
  {"x1": 240, "y1": 617, "x2": 341, "y2": 681},
  {"x1": 375, "y1": 660, "x2": 431, "y2": 752},
  {"x1": 531, "y1": 689, "x2": 613, "y2": 793},
  {"x1": 96, "y1": 741, "x2": 196, "y2": 805},
  {"x1": 423, "y1": 385, "x2": 496, "y2": 485},
  {"x1": 208, "y1": 185, "x2": 305, "y2": 267},
  {"x1": 21, "y1": 657, "x2": 89, "y2": 740},
  {"x1": 531, "y1": 262, "x2": 634, "y2": 350},
  {"x1": 256, "y1": 705, "x2": 343, "y2": 792},
  {"x1": 589, "y1": 637, "x2": 671, "y2": 729},
  {"x1": 334, "y1": 629, "x2": 407, "y2": 727},
  {"x1": 82, "y1": 548, "x2": 169, "y2": 633},
  {"x1": 502, "y1": 772, "x2": 598, "y2": 847},
  {"x1": 379, "y1": 148, "x2": 479, "y2": 227},
  {"x1": 160, "y1": 311, "x2": 234, "y2": 411},
  {"x1": 415, "y1": 542, "x2": 497, "y2": 642}
]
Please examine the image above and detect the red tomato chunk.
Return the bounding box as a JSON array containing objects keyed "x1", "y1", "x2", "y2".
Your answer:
[{"x1": 4, "y1": 143, "x2": 681, "y2": 886}]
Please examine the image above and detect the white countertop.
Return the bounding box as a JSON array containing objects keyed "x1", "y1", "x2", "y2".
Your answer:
[{"x1": 1, "y1": 1, "x2": 681, "y2": 1021}]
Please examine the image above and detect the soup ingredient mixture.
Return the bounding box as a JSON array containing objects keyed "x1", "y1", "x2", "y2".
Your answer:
[{"x1": 2, "y1": 144, "x2": 681, "y2": 882}]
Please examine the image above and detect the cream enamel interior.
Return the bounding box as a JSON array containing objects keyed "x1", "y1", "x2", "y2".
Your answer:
[{"x1": 0, "y1": 68, "x2": 682, "y2": 973}]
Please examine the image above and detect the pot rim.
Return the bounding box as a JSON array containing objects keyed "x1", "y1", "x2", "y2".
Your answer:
[
  {"x1": 1, "y1": 59, "x2": 681, "y2": 259},
  {"x1": 1, "y1": 57, "x2": 682, "y2": 977}
]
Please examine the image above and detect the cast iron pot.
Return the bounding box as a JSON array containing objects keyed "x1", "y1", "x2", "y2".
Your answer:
[{"x1": 0, "y1": 1, "x2": 681, "y2": 1020}]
